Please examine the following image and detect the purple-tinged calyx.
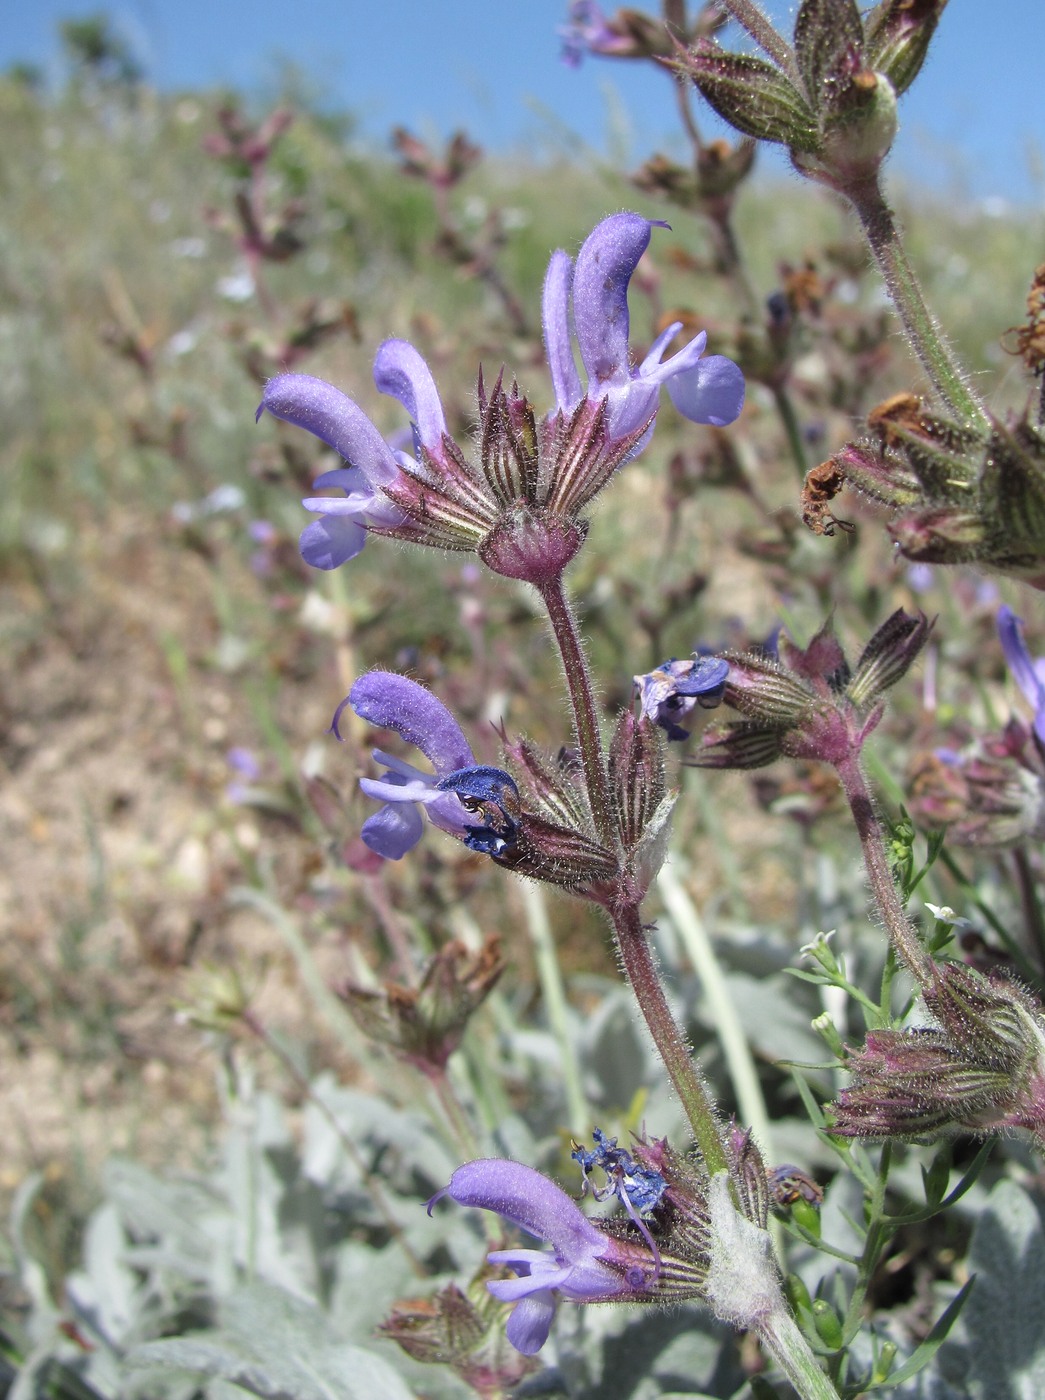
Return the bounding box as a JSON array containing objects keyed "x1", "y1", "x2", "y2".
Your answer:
[
  {"x1": 634, "y1": 655, "x2": 729, "y2": 741},
  {"x1": 691, "y1": 610, "x2": 931, "y2": 771},
  {"x1": 833, "y1": 961, "x2": 1045, "y2": 1147},
  {"x1": 542, "y1": 213, "x2": 745, "y2": 451},
  {"x1": 339, "y1": 672, "x2": 519, "y2": 860}
]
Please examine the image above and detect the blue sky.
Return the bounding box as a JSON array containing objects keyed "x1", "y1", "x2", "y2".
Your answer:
[{"x1": 5, "y1": 0, "x2": 1044, "y2": 204}]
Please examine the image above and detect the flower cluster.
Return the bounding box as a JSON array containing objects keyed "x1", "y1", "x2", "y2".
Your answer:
[
  {"x1": 689, "y1": 609, "x2": 931, "y2": 772},
  {"x1": 811, "y1": 394, "x2": 1045, "y2": 589},
  {"x1": 342, "y1": 671, "x2": 623, "y2": 891},
  {"x1": 258, "y1": 213, "x2": 743, "y2": 585},
  {"x1": 428, "y1": 1126, "x2": 773, "y2": 1356},
  {"x1": 674, "y1": 0, "x2": 945, "y2": 192},
  {"x1": 833, "y1": 960, "x2": 1045, "y2": 1146}
]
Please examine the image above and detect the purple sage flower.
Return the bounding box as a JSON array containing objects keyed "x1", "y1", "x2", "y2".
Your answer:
[
  {"x1": 339, "y1": 671, "x2": 520, "y2": 860},
  {"x1": 559, "y1": 1, "x2": 626, "y2": 66},
  {"x1": 256, "y1": 338, "x2": 446, "y2": 568},
  {"x1": 258, "y1": 216, "x2": 744, "y2": 579},
  {"x1": 998, "y1": 605, "x2": 1045, "y2": 746},
  {"x1": 428, "y1": 1158, "x2": 641, "y2": 1355},
  {"x1": 633, "y1": 655, "x2": 730, "y2": 741},
  {"x1": 542, "y1": 213, "x2": 745, "y2": 452}
]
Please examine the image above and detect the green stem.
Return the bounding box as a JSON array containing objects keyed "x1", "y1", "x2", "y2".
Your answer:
[
  {"x1": 760, "y1": 1306, "x2": 842, "y2": 1400},
  {"x1": 845, "y1": 176, "x2": 987, "y2": 427},
  {"x1": 429, "y1": 1066, "x2": 481, "y2": 1161},
  {"x1": 774, "y1": 382, "x2": 810, "y2": 479},
  {"x1": 242, "y1": 1010, "x2": 426, "y2": 1277},
  {"x1": 613, "y1": 899, "x2": 729, "y2": 1176},
  {"x1": 835, "y1": 755, "x2": 931, "y2": 987},
  {"x1": 839, "y1": 1143, "x2": 892, "y2": 1346},
  {"x1": 538, "y1": 573, "x2": 618, "y2": 850},
  {"x1": 1013, "y1": 845, "x2": 1045, "y2": 977}
]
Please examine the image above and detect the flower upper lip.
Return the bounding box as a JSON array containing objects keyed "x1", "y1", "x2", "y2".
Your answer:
[{"x1": 542, "y1": 213, "x2": 746, "y2": 443}]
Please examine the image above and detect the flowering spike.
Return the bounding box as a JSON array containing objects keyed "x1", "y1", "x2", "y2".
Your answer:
[{"x1": 258, "y1": 214, "x2": 744, "y2": 579}]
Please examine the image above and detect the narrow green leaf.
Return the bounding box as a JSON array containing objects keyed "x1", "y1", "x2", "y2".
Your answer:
[{"x1": 865, "y1": 1278, "x2": 974, "y2": 1388}]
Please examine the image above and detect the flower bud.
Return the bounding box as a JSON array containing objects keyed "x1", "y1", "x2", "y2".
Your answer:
[
  {"x1": 863, "y1": 0, "x2": 948, "y2": 97},
  {"x1": 675, "y1": 40, "x2": 818, "y2": 150},
  {"x1": 609, "y1": 711, "x2": 667, "y2": 849},
  {"x1": 847, "y1": 608, "x2": 933, "y2": 706},
  {"x1": 674, "y1": 0, "x2": 945, "y2": 197},
  {"x1": 379, "y1": 1282, "x2": 537, "y2": 1392}
]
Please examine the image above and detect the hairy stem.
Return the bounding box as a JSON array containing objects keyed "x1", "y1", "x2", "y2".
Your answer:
[
  {"x1": 539, "y1": 573, "x2": 730, "y2": 1169},
  {"x1": 613, "y1": 899, "x2": 729, "y2": 1176},
  {"x1": 845, "y1": 176, "x2": 987, "y2": 427},
  {"x1": 761, "y1": 1306, "x2": 842, "y2": 1400},
  {"x1": 538, "y1": 573, "x2": 618, "y2": 850},
  {"x1": 657, "y1": 862, "x2": 776, "y2": 1167},
  {"x1": 835, "y1": 754, "x2": 932, "y2": 986}
]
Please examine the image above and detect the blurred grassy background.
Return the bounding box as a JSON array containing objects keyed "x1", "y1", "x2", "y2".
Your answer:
[{"x1": 1, "y1": 63, "x2": 1042, "y2": 1277}]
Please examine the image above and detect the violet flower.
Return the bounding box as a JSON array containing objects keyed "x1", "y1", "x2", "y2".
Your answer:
[
  {"x1": 258, "y1": 215, "x2": 744, "y2": 577},
  {"x1": 633, "y1": 655, "x2": 730, "y2": 741},
  {"x1": 339, "y1": 671, "x2": 519, "y2": 860},
  {"x1": 542, "y1": 213, "x2": 745, "y2": 450},
  {"x1": 256, "y1": 339, "x2": 444, "y2": 568},
  {"x1": 998, "y1": 605, "x2": 1045, "y2": 746},
  {"x1": 428, "y1": 1159, "x2": 641, "y2": 1355},
  {"x1": 559, "y1": 1, "x2": 626, "y2": 66}
]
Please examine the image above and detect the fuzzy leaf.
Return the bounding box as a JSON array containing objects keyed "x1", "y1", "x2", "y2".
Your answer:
[{"x1": 937, "y1": 1180, "x2": 1045, "y2": 1398}]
